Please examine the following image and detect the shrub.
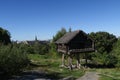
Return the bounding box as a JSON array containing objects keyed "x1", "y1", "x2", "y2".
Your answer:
[
  {"x1": 0, "y1": 45, "x2": 29, "y2": 75},
  {"x1": 111, "y1": 39, "x2": 120, "y2": 68},
  {"x1": 92, "y1": 52, "x2": 117, "y2": 67}
]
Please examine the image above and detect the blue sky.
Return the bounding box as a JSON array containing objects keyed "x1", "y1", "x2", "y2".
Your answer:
[{"x1": 0, "y1": 0, "x2": 120, "y2": 41}]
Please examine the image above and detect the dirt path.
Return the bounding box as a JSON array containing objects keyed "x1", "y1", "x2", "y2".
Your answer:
[
  {"x1": 76, "y1": 72, "x2": 99, "y2": 80},
  {"x1": 8, "y1": 71, "x2": 99, "y2": 80}
]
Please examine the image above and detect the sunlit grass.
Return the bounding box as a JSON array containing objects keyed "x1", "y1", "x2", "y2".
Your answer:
[
  {"x1": 27, "y1": 54, "x2": 85, "y2": 79},
  {"x1": 95, "y1": 69, "x2": 120, "y2": 80},
  {"x1": 99, "y1": 74, "x2": 118, "y2": 80}
]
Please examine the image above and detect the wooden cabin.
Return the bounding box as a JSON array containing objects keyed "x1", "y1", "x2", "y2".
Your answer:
[{"x1": 55, "y1": 30, "x2": 95, "y2": 69}]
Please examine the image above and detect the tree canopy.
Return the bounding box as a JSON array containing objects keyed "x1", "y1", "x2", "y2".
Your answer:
[
  {"x1": 89, "y1": 31, "x2": 117, "y2": 53},
  {"x1": 89, "y1": 31, "x2": 117, "y2": 66},
  {"x1": 111, "y1": 39, "x2": 120, "y2": 68},
  {"x1": 53, "y1": 28, "x2": 67, "y2": 42},
  {"x1": 0, "y1": 27, "x2": 11, "y2": 45}
]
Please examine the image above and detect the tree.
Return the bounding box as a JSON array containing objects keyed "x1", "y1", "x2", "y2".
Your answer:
[
  {"x1": 89, "y1": 31, "x2": 117, "y2": 67},
  {"x1": 0, "y1": 27, "x2": 11, "y2": 45},
  {"x1": 49, "y1": 28, "x2": 67, "y2": 57},
  {"x1": 111, "y1": 39, "x2": 120, "y2": 68},
  {"x1": 53, "y1": 27, "x2": 67, "y2": 42},
  {"x1": 92, "y1": 52, "x2": 117, "y2": 67},
  {"x1": 89, "y1": 31, "x2": 117, "y2": 53},
  {"x1": 0, "y1": 45, "x2": 29, "y2": 75}
]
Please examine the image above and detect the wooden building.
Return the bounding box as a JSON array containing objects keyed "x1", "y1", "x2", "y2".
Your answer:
[{"x1": 55, "y1": 30, "x2": 95, "y2": 69}]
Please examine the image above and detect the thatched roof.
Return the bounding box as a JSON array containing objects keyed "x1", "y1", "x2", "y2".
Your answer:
[{"x1": 55, "y1": 30, "x2": 87, "y2": 44}]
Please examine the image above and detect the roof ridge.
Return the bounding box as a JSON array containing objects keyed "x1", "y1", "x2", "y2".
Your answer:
[{"x1": 55, "y1": 30, "x2": 83, "y2": 44}]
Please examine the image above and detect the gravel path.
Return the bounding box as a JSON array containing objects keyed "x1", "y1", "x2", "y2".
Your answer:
[{"x1": 76, "y1": 72, "x2": 99, "y2": 80}]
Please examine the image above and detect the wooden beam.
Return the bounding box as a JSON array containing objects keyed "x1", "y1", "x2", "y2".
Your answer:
[
  {"x1": 68, "y1": 52, "x2": 72, "y2": 70},
  {"x1": 85, "y1": 53, "x2": 88, "y2": 68},
  {"x1": 58, "y1": 49, "x2": 66, "y2": 53},
  {"x1": 70, "y1": 48, "x2": 95, "y2": 53}
]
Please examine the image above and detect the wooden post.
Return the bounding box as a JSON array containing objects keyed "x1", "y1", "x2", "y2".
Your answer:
[
  {"x1": 85, "y1": 53, "x2": 88, "y2": 68},
  {"x1": 61, "y1": 53, "x2": 65, "y2": 67},
  {"x1": 76, "y1": 54, "x2": 81, "y2": 69},
  {"x1": 68, "y1": 52, "x2": 72, "y2": 70},
  {"x1": 92, "y1": 41, "x2": 95, "y2": 49}
]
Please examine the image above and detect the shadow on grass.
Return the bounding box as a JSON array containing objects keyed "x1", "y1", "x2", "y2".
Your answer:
[
  {"x1": 84, "y1": 63, "x2": 115, "y2": 69},
  {"x1": 0, "y1": 63, "x2": 75, "y2": 80},
  {"x1": 29, "y1": 62, "x2": 50, "y2": 67},
  {"x1": 6, "y1": 70, "x2": 75, "y2": 80}
]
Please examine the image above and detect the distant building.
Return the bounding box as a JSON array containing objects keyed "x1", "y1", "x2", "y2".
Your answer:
[{"x1": 15, "y1": 36, "x2": 50, "y2": 45}]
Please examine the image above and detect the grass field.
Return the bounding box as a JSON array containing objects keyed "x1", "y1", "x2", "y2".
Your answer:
[
  {"x1": 96, "y1": 69, "x2": 120, "y2": 80},
  {"x1": 86, "y1": 68, "x2": 120, "y2": 80},
  {"x1": 27, "y1": 54, "x2": 85, "y2": 79},
  {"x1": 27, "y1": 54, "x2": 120, "y2": 80}
]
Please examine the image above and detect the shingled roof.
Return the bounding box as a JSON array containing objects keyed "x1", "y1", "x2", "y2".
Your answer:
[{"x1": 55, "y1": 30, "x2": 87, "y2": 44}]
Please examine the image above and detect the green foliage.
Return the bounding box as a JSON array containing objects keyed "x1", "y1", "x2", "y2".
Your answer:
[
  {"x1": 97, "y1": 69, "x2": 120, "y2": 80},
  {"x1": 111, "y1": 39, "x2": 120, "y2": 68},
  {"x1": 0, "y1": 45, "x2": 29, "y2": 75},
  {"x1": 99, "y1": 75, "x2": 117, "y2": 80},
  {"x1": 89, "y1": 31, "x2": 117, "y2": 53},
  {"x1": 28, "y1": 54, "x2": 85, "y2": 79},
  {"x1": 0, "y1": 27, "x2": 11, "y2": 45},
  {"x1": 17, "y1": 42, "x2": 50, "y2": 54},
  {"x1": 49, "y1": 42, "x2": 58, "y2": 57},
  {"x1": 40, "y1": 44, "x2": 49, "y2": 54},
  {"x1": 32, "y1": 42, "x2": 50, "y2": 54},
  {"x1": 33, "y1": 42, "x2": 41, "y2": 54},
  {"x1": 92, "y1": 52, "x2": 117, "y2": 66},
  {"x1": 50, "y1": 27, "x2": 67, "y2": 58},
  {"x1": 88, "y1": 31, "x2": 117, "y2": 67},
  {"x1": 53, "y1": 27, "x2": 67, "y2": 42}
]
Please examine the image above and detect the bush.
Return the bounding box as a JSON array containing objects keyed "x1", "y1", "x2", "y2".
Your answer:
[
  {"x1": 111, "y1": 39, "x2": 120, "y2": 68},
  {"x1": 0, "y1": 45, "x2": 29, "y2": 75},
  {"x1": 92, "y1": 52, "x2": 117, "y2": 67}
]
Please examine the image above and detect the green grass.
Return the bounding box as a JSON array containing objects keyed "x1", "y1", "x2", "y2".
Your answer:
[
  {"x1": 94, "y1": 69, "x2": 120, "y2": 80},
  {"x1": 99, "y1": 74, "x2": 119, "y2": 80},
  {"x1": 28, "y1": 54, "x2": 120, "y2": 79},
  {"x1": 27, "y1": 54, "x2": 85, "y2": 79}
]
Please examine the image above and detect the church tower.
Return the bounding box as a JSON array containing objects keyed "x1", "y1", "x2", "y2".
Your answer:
[{"x1": 35, "y1": 35, "x2": 38, "y2": 41}]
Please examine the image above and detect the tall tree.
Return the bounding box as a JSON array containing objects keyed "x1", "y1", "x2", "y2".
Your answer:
[
  {"x1": 89, "y1": 31, "x2": 117, "y2": 53},
  {"x1": 0, "y1": 27, "x2": 11, "y2": 45},
  {"x1": 89, "y1": 31, "x2": 117, "y2": 66},
  {"x1": 111, "y1": 39, "x2": 120, "y2": 68},
  {"x1": 53, "y1": 27, "x2": 67, "y2": 42}
]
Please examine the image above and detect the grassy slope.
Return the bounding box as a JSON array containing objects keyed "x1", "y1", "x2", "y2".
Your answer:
[
  {"x1": 95, "y1": 69, "x2": 120, "y2": 80},
  {"x1": 27, "y1": 54, "x2": 85, "y2": 79},
  {"x1": 27, "y1": 54, "x2": 120, "y2": 80}
]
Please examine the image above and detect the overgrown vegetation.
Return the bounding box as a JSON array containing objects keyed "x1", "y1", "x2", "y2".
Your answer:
[
  {"x1": 17, "y1": 42, "x2": 50, "y2": 54},
  {"x1": 0, "y1": 45, "x2": 29, "y2": 75},
  {"x1": 88, "y1": 32, "x2": 118, "y2": 67},
  {"x1": 96, "y1": 69, "x2": 120, "y2": 80},
  {"x1": 0, "y1": 27, "x2": 11, "y2": 45},
  {"x1": 28, "y1": 54, "x2": 85, "y2": 79},
  {"x1": 1, "y1": 27, "x2": 120, "y2": 79},
  {"x1": 111, "y1": 39, "x2": 120, "y2": 68}
]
